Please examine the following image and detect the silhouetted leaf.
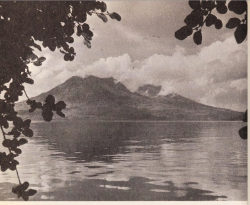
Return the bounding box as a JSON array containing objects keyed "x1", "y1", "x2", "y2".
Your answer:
[
  {"x1": 56, "y1": 110, "x2": 65, "y2": 118},
  {"x1": 188, "y1": 0, "x2": 200, "y2": 9},
  {"x1": 42, "y1": 111, "x2": 53, "y2": 122},
  {"x1": 2, "y1": 139, "x2": 12, "y2": 147},
  {"x1": 97, "y1": 13, "x2": 108, "y2": 23},
  {"x1": 33, "y1": 61, "x2": 42, "y2": 66},
  {"x1": 100, "y1": 2, "x2": 107, "y2": 12},
  {"x1": 76, "y1": 13, "x2": 87, "y2": 22},
  {"x1": 28, "y1": 53, "x2": 38, "y2": 61},
  {"x1": 83, "y1": 39, "x2": 91, "y2": 48},
  {"x1": 26, "y1": 99, "x2": 32, "y2": 105},
  {"x1": 206, "y1": 14, "x2": 217, "y2": 27},
  {"x1": 22, "y1": 128, "x2": 34, "y2": 137},
  {"x1": 13, "y1": 148, "x2": 22, "y2": 155},
  {"x1": 216, "y1": 0, "x2": 226, "y2": 5},
  {"x1": 23, "y1": 119, "x2": 31, "y2": 128},
  {"x1": 27, "y1": 189, "x2": 37, "y2": 196},
  {"x1": 64, "y1": 53, "x2": 71, "y2": 61},
  {"x1": 9, "y1": 160, "x2": 19, "y2": 171},
  {"x1": 234, "y1": 24, "x2": 247, "y2": 44},
  {"x1": 29, "y1": 107, "x2": 36, "y2": 113},
  {"x1": 5, "y1": 113, "x2": 16, "y2": 122},
  {"x1": 0, "y1": 117, "x2": 9, "y2": 128},
  {"x1": 18, "y1": 138, "x2": 28, "y2": 146},
  {"x1": 35, "y1": 102, "x2": 42, "y2": 109},
  {"x1": 1, "y1": 163, "x2": 8, "y2": 172},
  {"x1": 12, "y1": 184, "x2": 22, "y2": 194},
  {"x1": 228, "y1": 0, "x2": 247, "y2": 15},
  {"x1": 193, "y1": 30, "x2": 202, "y2": 45},
  {"x1": 226, "y1": 18, "x2": 241, "y2": 29},
  {"x1": 109, "y1": 12, "x2": 121, "y2": 21},
  {"x1": 216, "y1": 3, "x2": 227, "y2": 14},
  {"x1": 22, "y1": 182, "x2": 29, "y2": 190},
  {"x1": 22, "y1": 192, "x2": 29, "y2": 201},
  {"x1": 215, "y1": 19, "x2": 223, "y2": 29},
  {"x1": 7, "y1": 153, "x2": 15, "y2": 161},
  {"x1": 32, "y1": 43, "x2": 42, "y2": 51},
  {"x1": 8, "y1": 163, "x2": 16, "y2": 171},
  {"x1": 184, "y1": 13, "x2": 201, "y2": 27},
  {"x1": 175, "y1": 26, "x2": 193, "y2": 40},
  {"x1": 12, "y1": 160, "x2": 19, "y2": 166},
  {"x1": 65, "y1": 36, "x2": 74, "y2": 43},
  {"x1": 68, "y1": 47, "x2": 75, "y2": 54},
  {"x1": 13, "y1": 117, "x2": 23, "y2": 129},
  {"x1": 243, "y1": 110, "x2": 247, "y2": 122},
  {"x1": 202, "y1": 9, "x2": 208, "y2": 16},
  {"x1": 10, "y1": 138, "x2": 19, "y2": 149},
  {"x1": 239, "y1": 126, "x2": 247, "y2": 139},
  {"x1": 82, "y1": 23, "x2": 90, "y2": 33},
  {"x1": 45, "y1": 95, "x2": 55, "y2": 105},
  {"x1": 77, "y1": 25, "x2": 83, "y2": 36},
  {"x1": 38, "y1": 57, "x2": 46, "y2": 62},
  {"x1": 203, "y1": 0, "x2": 214, "y2": 10},
  {"x1": 55, "y1": 101, "x2": 66, "y2": 111},
  {"x1": 8, "y1": 127, "x2": 21, "y2": 138},
  {"x1": 201, "y1": 0, "x2": 207, "y2": 9},
  {"x1": 24, "y1": 78, "x2": 34, "y2": 84}
]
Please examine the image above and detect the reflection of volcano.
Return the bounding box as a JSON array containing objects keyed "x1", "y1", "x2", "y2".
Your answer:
[
  {"x1": 17, "y1": 75, "x2": 243, "y2": 121},
  {"x1": 33, "y1": 121, "x2": 135, "y2": 162}
]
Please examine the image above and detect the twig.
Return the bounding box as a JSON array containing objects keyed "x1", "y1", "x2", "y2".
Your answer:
[
  {"x1": 23, "y1": 89, "x2": 30, "y2": 100},
  {"x1": 0, "y1": 125, "x2": 22, "y2": 185}
]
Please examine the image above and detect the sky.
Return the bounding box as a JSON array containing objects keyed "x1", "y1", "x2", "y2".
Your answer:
[{"x1": 25, "y1": 1, "x2": 247, "y2": 112}]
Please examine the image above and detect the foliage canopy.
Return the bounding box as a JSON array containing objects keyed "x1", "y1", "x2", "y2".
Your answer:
[
  {"x1": 175, "y1": 0, "x2": 247, "y2": 45},
  {"x1": 0, "y1": 1, "x2": 120, "y2": 200}
]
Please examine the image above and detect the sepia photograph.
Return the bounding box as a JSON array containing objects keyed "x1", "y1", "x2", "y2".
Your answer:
[{"x1": 0, "y1": 0, "x2": 247, "y2": 202}]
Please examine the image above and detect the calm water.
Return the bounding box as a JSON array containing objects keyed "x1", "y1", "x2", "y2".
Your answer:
[{"x1": 0, "y1": 121, "x2": 247, "y2": 201}]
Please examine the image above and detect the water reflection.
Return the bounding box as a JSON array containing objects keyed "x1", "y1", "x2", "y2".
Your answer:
[{"x1": 0, "y1": 121, "x2": 247, "y2": 201}]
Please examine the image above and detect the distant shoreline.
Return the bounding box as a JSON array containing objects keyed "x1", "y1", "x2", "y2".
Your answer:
[{"x1": 30, "y1": 119, "x2": 245, "y2": 123}]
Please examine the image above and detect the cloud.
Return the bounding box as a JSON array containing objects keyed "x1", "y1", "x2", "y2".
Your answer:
[
  {"x1": 26, "y1": 36, "x2": 247, "y2": 112},
  {"x1": 55, "y1": 69, "x2": 74, "y2": 83},
  {"x1": 230, "y1": 78, "x2": 247, "y2": 91}
]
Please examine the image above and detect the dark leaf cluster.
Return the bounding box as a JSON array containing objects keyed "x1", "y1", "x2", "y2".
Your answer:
[
  {"x1": 239, "y1": 110, "x2": 247, "y2": 140},
  {"x1": 0, "y1": 152, "x2": 19, "y2": 172},
  {"x1": 0, "y1": 1, "x2": 120, "y2": 200},
  {"x1": 175, "y1": 0, "x2": 247, "y2": 45},
  {"x1": 27, "y1": 95, "x2": 66, "y2": 122},
  {"x1": 12, "y1": 182, "x2": 37, "y2": 201}
]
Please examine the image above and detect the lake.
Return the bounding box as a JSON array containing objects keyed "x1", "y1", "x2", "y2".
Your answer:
[{"x1": 0, "y1": 121, "x2": 247, "y2": 201}]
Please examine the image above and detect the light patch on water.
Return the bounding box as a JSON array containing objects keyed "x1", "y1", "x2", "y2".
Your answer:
[
  {"x1": 74, "y1": 160, "x2": 86, "y2": 163},
  {"x1": 175, "y1": 189, "x2": 187, "y2": 198},
  {"x1": 126, "y1": 140, "x2": 141, "y2": 143},
  {"x1": 127, "y1": 145, "x2": 144, "y2": 149},
  {"x1": 54, "y1": 152, "x2": 67, "y2": 155},
  {"x1": 41, "y1": 195, "x2": 55, "y2": 200},
  {"x1": 150, "y1": 189, "x2": 170, "y2": 193},
  {"x1": 105, "y1": 176, "x2": 130, "y2": 182},
  {"x1": 100, "y1": 185, "x2": 130, "y2": 190},
  {"x1": 146, "y1": 180, "x2": 167, "y2": 186}
]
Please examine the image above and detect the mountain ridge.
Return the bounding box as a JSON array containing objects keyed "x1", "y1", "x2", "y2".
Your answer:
[{"x1": 16, "y1": 75, "x2": 244, "y2": 121}]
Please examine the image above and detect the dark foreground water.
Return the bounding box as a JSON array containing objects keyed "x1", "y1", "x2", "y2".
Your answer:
[{"x1": 0, "y1": 121, "x2": 247, "y2": 201}]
